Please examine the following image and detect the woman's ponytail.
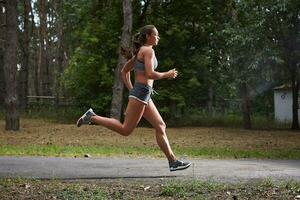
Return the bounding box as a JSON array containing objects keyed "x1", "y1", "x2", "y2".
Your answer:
[
  {"x1": 133, "y1": 32, "x2": 142, "y2": 57},
  {"x1": 120, "y1": 25, "x2": 156, "y2": 60}
]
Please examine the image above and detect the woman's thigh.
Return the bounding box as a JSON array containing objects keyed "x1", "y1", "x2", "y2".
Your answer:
[
  {"x1": 143, "y1": 99, "x2": 165, "y2": 129},
  {"x1": 123, "y1": 98, "x2": 146, "y2": 131}
]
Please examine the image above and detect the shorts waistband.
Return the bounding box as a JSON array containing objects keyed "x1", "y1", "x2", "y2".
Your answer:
[{"x1": 134, "y1": 82, "x2": 152, "y2": 89}]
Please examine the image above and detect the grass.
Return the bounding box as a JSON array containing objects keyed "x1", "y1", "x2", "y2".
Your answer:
[
  {"x1": 0, "y1": 105, "x2": 291, "y2": 129},
  {"x1": 0, "y1": 145, "x2": 300, "y2": 159},
  {"x1": 160, "y1": 179, "x2": 300, "y2": 199},
  {"x1": 0, "y1": 118, "x2": 300, "y2": 159},
  {"x1": 0, "y1": 178, "x2": 299, "y2": 199}
]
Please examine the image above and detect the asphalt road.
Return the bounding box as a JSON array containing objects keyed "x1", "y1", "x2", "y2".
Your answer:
[{"x1": 0, "y1": 157, "x2": 299, "y2": 183}]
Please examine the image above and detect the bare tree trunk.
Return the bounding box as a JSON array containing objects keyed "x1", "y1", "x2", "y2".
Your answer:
[
  {"x1": 3, "y1": 0, "x2": 19, "y2": 130},
  {"x1": 110, "y1": 0, "x2": 132, "y2": 120},
  {"x1": 240, "y1": 82, "x2": 251, "y2": 129},
  {"x1": 38, "y1": 0, "x2": 50, "y2": 96},
  {"x1": 54, "y1": 0, "x2": 65, "y2": 106},
  {"x1": 47, "y1": 0, "x2": 54, "y2": 97},
  {"x1": 29, "y1": 2, "x2": 39, "y2": 97},
  {"x1": 0, "y1": 1, "x2": 5, "y2": 105},
  {"x1": 19, "y1": 0, "x2": 30, "y2": 110}
]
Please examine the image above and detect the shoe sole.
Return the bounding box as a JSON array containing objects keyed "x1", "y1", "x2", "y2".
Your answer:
[
  {"x1": 76, "y1": 108, "x2": 93, "y2": 127},
  {"x1": 170, "y1": 163, "x2": 191, "y2": 172},
  {"x1": 76, "y1": 117, "x2": 84, "y2": 127}
]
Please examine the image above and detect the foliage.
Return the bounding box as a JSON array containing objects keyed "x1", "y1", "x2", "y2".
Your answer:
[
  {"x1": 10, "y1": 0, "x2": 300, "y2": 125},
  {"x1": 62, "y1": 0, "x2": 122, "y2": 114}
]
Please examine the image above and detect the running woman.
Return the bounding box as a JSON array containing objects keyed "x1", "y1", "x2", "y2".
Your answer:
[{"x1": 76, "y1": 25, "x2": 191, "y2": 172}]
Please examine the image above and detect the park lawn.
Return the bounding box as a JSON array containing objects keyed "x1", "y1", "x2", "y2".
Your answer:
[{"x1": 0, "y1": 119, "x2": 299, "y2": 159}]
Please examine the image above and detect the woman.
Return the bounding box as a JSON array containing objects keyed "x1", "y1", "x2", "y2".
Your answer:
[{"x1": 76, "y1": 25, "x2": 191, "y2": 171}]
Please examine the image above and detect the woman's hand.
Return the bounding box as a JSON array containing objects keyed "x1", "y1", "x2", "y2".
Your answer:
[{"x1": 167, "y1": 68, "x2": 178, "y2": 79}]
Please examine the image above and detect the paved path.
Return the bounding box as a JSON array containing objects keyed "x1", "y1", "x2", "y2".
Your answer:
[{"x1": 0, "y1": 157, "x2": 299, "y2": 183}]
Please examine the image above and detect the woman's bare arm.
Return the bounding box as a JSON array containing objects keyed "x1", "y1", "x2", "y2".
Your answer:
[
  {"x1": 121, "y1": 58, "x2": 134, "y2": 90},
  {"x1": 143, "y1": 48, "x2": 177, "y2": 80}
]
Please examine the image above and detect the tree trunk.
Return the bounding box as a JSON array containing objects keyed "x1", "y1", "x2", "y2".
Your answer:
[
  {"x1": 0, "y1": 1, "x2": 5, "y2": 105},
  {"x1": 0, "y1": 49, "x2": 4, "y2": 105},
  {"x1": 110, "y1": 0, "x2": 132, "y2": 120},
  {"x1": 291, "y1": 73, "x2": 299, "y2": 130},
  {"x1": 54, "y1": 0, "x2": 65, "y2": 106},
  {"x1": 38, "y1": 0, "x2": 50, "y2": 96},
  {"x1": 46, "y1": 0, "x2": 54, "y2": 98},
  {"x1": 19, "y1": 0, "x2": 30, "y2": 110},
  {"x1": 3, "y1": 0, "x2": 19, "y2": 130},
  {"x1": 29, "y1": 2, "x2": 39, "y2": 97},
  {"x1": 240, "y1": 82, "x2": 251, "y2": 129}
]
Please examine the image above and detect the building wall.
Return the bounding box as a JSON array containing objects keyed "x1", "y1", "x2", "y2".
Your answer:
[{"x1": 274, "y1": 90, "x2": 300, "y2": 122}]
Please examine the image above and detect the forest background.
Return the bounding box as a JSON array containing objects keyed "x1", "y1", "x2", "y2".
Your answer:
[{"x1": 0, "y1": 0, "x2": 299, "y2": 131}]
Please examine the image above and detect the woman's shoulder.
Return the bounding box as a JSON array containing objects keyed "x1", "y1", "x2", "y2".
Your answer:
[{"x1": 140, "y1": 46, "x2": 154, "y2": 55}]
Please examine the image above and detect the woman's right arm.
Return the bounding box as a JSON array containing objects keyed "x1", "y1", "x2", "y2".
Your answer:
[
  {"x1": 121, "y1": 58, "x2": 134, "y2": 90},
  {"x1": 144, "y1": 48, "x2": 177, "y2": 80}
]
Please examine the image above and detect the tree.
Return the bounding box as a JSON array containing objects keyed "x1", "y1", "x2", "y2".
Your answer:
[
  {"x1": 38, "y1": 0, "x2": 50, "y2": 96},
  {"x1": 224, "y1": 0, "x2": 271, "y2": 129},
  {"x1": 27, "y1": 1, "x2": 40, "y2": 97},
  {"x1": 62, "y1": 0, "x2": 119, "y2": 114},
  {"x1": 261, "y1": 0, "x2": 300, "y2": 129},
  {"x1": 53, "y1": 0, "x2": 66, "y2": 106},
  {"x1": 0, "y1": 0, "x2": 5, "y2": 105},
  {"x1": 3, "y1": 0, "x2": 19, "y2": 130},
  {"x1": 137, "y1": 0, "x2": 235, "y2": 120},
  {"x1": 110, "y1": 0, "x2": 132, "y2": 120},
  {"x1": 273, "y1": 2, "x2": 300, "y2": 130},
  {"x1": 19, "y1": 0, "x2": 30, "y2": 110}
]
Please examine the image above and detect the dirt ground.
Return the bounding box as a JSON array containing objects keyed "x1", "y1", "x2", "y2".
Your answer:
[
  {"x1": 0, "y1": 119, "x2": 299, "y2": 152},
  {"x1": 1, "y1": 178, "x2": 299, "y2": 200}
]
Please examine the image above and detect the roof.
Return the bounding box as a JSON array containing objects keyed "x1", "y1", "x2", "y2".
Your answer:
[{"x1": 273, "y1": 84, "x2": 292, "y2": 91}]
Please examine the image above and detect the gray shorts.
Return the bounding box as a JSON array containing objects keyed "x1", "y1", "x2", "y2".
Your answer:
[{"x1": 129, "y1": 82, "x2": 152, "y2": 105}]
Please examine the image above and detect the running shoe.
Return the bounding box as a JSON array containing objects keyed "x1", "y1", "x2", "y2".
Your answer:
[
  {"x1": 169, "y1": 160, "x2": 191, "y2": 172},
  {"x1": 76, "y1": 108, "x2": 96, "y2": 127}
]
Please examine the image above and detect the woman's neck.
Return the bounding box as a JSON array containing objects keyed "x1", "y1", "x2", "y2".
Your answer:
[{"x1": 144, "y1": 43, "x2": 153, "y2": 47}]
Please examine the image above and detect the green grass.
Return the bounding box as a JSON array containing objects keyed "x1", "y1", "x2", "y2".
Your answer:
[
  {"x1": 58, "y1": 184, "x2": 108, "y2": 200},
  {"x1": 0, "y1": 145, "x2": 161, "y2": 158},
  {"x1": 160, "y1": 180, "x2": 225, "y2": 199},
  {"x1": 1, "y1": 178, "x2": 299, "y2": 200},
  {"x1": 160, "y1": 179, "x2": 300, "y2": 199},
  {"x1": 1, "y1": 145, "x2": 299, "y2": 159}
]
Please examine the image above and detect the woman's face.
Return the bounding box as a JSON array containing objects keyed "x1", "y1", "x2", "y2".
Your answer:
[{"x1": 147, "y1": 28, "x2": 160, "y2": 46}]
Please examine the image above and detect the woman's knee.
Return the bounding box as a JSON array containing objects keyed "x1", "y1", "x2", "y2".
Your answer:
[
  {"x1": 156, "y1": 121, "x2": 166, "y2": 133},
  {"x1": 121, "y1": 127, "x2": 134, "y2": 137}
]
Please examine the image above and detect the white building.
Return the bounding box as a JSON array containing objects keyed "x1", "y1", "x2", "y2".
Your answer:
[{"x1": 274, "y1": 84, "x2": 300, "y2": 122}]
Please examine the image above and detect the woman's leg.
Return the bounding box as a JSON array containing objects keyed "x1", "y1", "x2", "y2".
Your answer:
[
  {"x1": 142, "y1": 99, "x2": 176, "y2": 162},
  {"x1": 90, "y1": 98, "x2": 145, "y2": 136}
]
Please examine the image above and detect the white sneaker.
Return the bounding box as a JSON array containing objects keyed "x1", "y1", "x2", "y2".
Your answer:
[{"x1": 76, "y1": 108, "x2": 96, "y2": 127}]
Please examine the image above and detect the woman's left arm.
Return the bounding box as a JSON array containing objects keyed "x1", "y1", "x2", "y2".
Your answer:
[{"x1": 121, "y1": 58, "x2": 134, "y2": 90}]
